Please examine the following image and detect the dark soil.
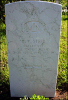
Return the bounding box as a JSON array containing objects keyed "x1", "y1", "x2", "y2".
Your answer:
[{"x1": 0, "y1": 84, "x2": 68, "y2": 100}]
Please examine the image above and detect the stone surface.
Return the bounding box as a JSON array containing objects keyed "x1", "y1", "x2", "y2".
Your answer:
[{"x1": 5, "y1": 1, "x2": 62, "y2": 97}]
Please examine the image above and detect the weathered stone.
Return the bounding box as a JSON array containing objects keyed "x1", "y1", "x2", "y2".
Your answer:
[{"x1": 5, "y1": 1, "x2": 62, "y2": 97}]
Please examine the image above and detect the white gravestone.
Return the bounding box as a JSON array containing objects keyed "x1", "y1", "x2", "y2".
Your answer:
[{"x1": 5, "y1": 1, "x2": 62, "y2": 97}]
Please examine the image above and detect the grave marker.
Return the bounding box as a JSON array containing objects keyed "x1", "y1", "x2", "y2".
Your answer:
[{"x1": 5, "y1": 1, "x2": 62, "y2": 97}]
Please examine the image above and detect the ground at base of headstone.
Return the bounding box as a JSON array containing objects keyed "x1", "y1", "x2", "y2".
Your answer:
[
  {"x1": 0, "y1": 84, "x2": 68, "y2": 100},
  {"x1": 49, "y1": 90, "x2": 68, "y2": 100}
]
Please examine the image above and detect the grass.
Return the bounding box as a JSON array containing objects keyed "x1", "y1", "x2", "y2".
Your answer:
[
  {"x1": 57, "y1": 13, "x2": 67, "y2": 90},
  {"x1": 0, "y1": 13, "x2": 67, "y2": 99},
  {"x1": 0, "y1": 21, "x2": 9, "y2": 86}
]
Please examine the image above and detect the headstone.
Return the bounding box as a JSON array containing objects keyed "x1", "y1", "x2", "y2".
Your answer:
[{"x1": 5, "y1": 1, "x2": 62, "y2": 97}]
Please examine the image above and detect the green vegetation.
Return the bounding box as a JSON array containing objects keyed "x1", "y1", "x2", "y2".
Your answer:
[
  {"x1": 57, "y1": 13, "x2": 67, "y2": 90},
  {"x1": 30, "y1": 94, "x2": 49, "y2": 100},
  {"x1": 20, "y1": 94, "x2": 49, "y2": 100},
  {"x1": 59, "y1": 0, "x2": 67, "y2": 10},
  {"x1": 0, "y1": 21, "x2": 9, "y2": 86},
  {"x1": 0, "y1": 12, "x2": 67, "y2": 100}
]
